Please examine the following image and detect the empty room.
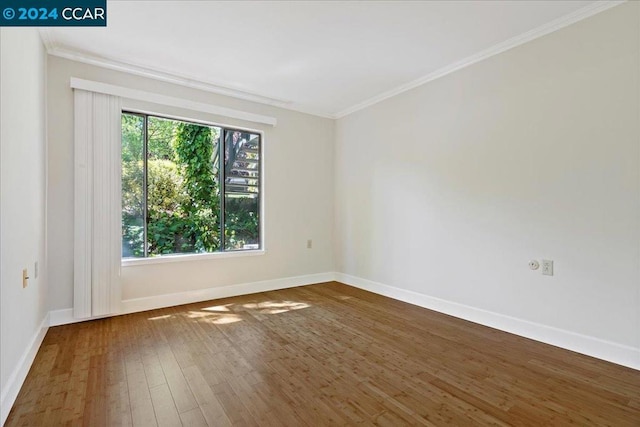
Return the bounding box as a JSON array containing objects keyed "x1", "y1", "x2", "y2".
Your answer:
[{"x1": 1, "y1": 0, "x2": 639, "y2": 425}]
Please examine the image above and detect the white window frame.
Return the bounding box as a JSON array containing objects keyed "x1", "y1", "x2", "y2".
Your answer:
[{"x1": 121, "y1": 110, "x2": 266, "y2": 266}]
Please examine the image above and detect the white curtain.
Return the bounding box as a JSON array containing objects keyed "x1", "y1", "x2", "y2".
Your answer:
[{"x1": 73, "y1": 90, "x2": 122, "y2": 319}]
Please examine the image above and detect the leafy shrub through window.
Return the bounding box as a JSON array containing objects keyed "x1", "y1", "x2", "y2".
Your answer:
[{"x1": 121, "y1": 113, "x2": 260, "y2": 258}]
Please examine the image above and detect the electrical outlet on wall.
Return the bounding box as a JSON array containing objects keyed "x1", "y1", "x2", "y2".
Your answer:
[{"x1": 542, "y1": 260, "x2": 554, "y2": 276}]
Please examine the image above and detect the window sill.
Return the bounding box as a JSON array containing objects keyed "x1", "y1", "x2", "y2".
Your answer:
[{"x1": 122, "y1": 249, "x2": 265, "y2": 267}]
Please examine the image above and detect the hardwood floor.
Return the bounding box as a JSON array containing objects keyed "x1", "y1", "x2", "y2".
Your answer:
[{"x1": 6, "y1": 282, "x2": 640, "y2": 426}]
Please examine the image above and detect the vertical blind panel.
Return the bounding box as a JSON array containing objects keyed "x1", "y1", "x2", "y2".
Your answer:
[
  {"x1": 73, "y1": 90, "x2": 92, "y2": 319},
  {"x1": 73, "y1": 90, "x2": 122, "y2": 319}
]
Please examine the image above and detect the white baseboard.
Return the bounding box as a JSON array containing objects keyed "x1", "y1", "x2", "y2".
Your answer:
[
  {"x1": 335, "y1": 272, "x2": 640, "y2": 371},
  {"x1": 49, "y1": 272, "x2": 336, "y2": 326},
  {"x1": 121, "y1": 272, "x2": 335, "y2": 314},
  {"x1": 38, "y1": 269, "x2": 640, "y2": 403},
  {"x1": 48, "y1": 308, "x2": 74, "y2": 326},
  {"x1": 1, "y1": 313, "x2": 50, "y2": 426}
]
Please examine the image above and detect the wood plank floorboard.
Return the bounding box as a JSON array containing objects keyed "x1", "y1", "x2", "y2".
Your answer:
[{"x1": 6, "y1": 282, "x2": 640, "y2": 426}]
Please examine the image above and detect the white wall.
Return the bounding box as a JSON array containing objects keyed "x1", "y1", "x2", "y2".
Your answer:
[
  {"x1": 335, "y1": 2, "x2": 639, "y2": 355},
  {"x1": 0, "y1": 28, "x2": 48, "y2": 420},
  {"x1": 47, "y1": 56, "x2": 334, "y2": 311}
]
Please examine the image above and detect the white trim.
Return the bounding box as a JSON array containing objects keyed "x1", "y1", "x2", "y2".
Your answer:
[
  {"x1": 0, "y1": 314, "x2": 49, "y2": 426},
  {"x1": 40, "y1": 33, "x2": 290, "y2": 106},
  {"x1": 49, "y1": 272, "x2": 335, "y2": 326},
  {"x1": 335, "y1": 0, "x2": 626, "y2": 118},
  {"x1": 70, "y1": 78, "x2": 278, "y2": 127},
  {"x1": 121, "y1": 272, "x2": 334, "y2": 314},
  {"x1": 122, "y1": 249, "x2": 265, "y2": 267},
  {"x1": 38, "y1": 28, "x2": 55, "y2": 52},
  {"x1": 49, "y1": 308, "x2": 76, "y2": 327},
  {"x1": 335, "y1": 273, "x2": 640, "y2": 371},
  {"x1": 42, "y1": 41, "x2": 334, "y2": 119},
  {"x1": 49, "y1": 309, "x2": 111, "y2": 327},
  {"x1": 43, "y1": 2, "x2": 623, "y2": 120}
]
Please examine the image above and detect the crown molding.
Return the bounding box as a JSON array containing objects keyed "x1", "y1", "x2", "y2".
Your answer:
[
  {"x1": 41, "y1": 1, "x2": 625, "y2": 121},
  {"x1": 38, "y1": 29, "x2": 335, "y2": 119},
  {"x1": 334, "y1": 0, "x2": 626, "y2": 118},
  {"x1": 38, "y1": 28, "x2": 56, "y2": 52}
]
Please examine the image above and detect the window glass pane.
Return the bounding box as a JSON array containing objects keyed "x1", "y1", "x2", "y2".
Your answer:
[
  {"x1": 122, "y1": 113, "x2": 261, "y2": 259},
  {"x1": 122, "y1": 113, "x2": 145, "y2": 258},
  {"x1": 147, "y1": 117, "x2": 221, "y2": 256},
  {"x1": 224, "y1": 130, "x2": 260, "y2": 250}
]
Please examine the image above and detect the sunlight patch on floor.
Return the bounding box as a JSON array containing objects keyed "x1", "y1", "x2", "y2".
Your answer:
[
  {"x1": 185, "y1": 310, "x2": 243, "y2": 324},
  {"x1": 148, "y1": 300, "x2": 311, "y2": 324},
  {"x1": 147, "y1": 314, "x2": 174, "y2": 320},
  {"x1": 242, "y1": 300, "x2": 310, "y2": 314},
  {"x1": 211, "y1": 313, "x2": 242, "y2": 324},
  {"x1": 202, "y1": 304, "x2": 233, "y2": 312}
]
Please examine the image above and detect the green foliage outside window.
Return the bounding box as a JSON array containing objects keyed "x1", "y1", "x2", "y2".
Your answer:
[
  {"x1": 172, "y1": 123, "x2": 220, "y2": 253},
  {"x1": 121, "y1": 113, "x2": 260, "y2": 258}
]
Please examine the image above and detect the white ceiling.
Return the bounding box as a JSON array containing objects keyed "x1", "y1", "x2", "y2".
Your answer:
[{"x1": 42, "y1": 0, "x2": 617, "y2": 118}]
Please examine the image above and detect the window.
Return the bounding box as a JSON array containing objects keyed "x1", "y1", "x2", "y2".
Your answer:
[{"x1": 121, "y1": 112, "x2": 261, "y2": 258}]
